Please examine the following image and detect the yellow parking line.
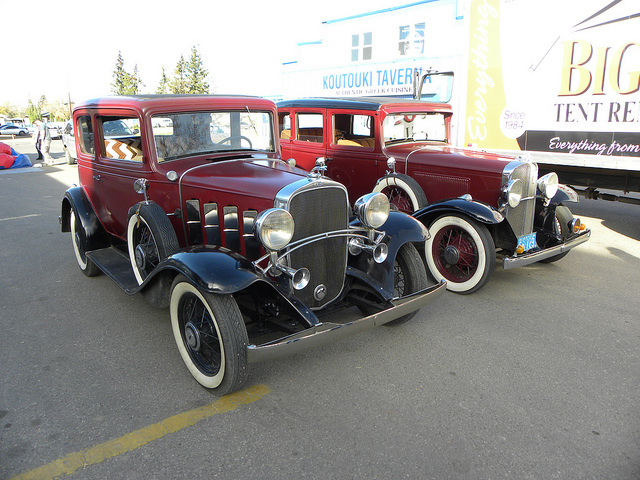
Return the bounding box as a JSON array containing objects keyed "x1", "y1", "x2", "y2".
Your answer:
[{"x1": 11, "y1": 384, "x2": 270, "y2": 480}]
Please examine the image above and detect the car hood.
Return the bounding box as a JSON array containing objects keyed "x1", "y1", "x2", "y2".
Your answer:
[
  {"x1": 178, "y1": 157, "x2": 308, "y2": 200},
  {"x1": 385, "y1": 143, "x2": 516, "y2": 175}
]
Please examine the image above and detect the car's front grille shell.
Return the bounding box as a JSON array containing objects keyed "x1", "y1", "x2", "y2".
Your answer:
[
  {"x1": 281, "y1": 182, "x2": 349, "y2": 309},
  {"x1": 504, "y1": 161, "x2": 537, "y2": 238}
]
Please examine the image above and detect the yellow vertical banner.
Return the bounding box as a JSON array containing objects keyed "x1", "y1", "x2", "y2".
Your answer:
[{"x1": 465, "y1": 0, "x2": 520, "y2": 150}]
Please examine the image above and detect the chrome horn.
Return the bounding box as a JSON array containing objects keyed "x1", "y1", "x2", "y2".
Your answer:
[
  {"x1": 268, "y1": 252, "x2": 311, "y2": 290},
  {"x1": 348, "y1": 237, "x2": 388, "y2": 263}
]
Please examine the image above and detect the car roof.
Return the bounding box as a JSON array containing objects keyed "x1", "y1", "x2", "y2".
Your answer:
[
  {"x1": 277, "y1": 97, "x2": 451, "y2": 112},
  {"x1": 75, "y1": 94, "x2": 277, "y2": 115}
]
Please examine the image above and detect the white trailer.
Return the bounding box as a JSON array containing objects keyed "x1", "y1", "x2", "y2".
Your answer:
[{"x1": 459, "y1": 0, "x2": 640, "y2": 204}]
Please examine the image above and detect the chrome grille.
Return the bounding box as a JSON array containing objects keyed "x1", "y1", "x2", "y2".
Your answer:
[
  {"x1": 284, "y1": 183, "x2": 349, "y2": 309},
  {"x1": 504, "y1": 161, "x2": 537, "y2": 238}
]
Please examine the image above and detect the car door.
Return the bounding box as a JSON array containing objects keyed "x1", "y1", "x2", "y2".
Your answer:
[
  {"x1": 326, "y1": 109, "x2": 384, "y2": 203},
  {"x1": 91, "y1": 111, "x2": 150, "y2": 239},
  {"x1": 279, "y1": 108, "x2": 327, "y2": 171}
]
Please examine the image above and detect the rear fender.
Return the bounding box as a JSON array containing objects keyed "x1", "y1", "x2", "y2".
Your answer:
[{"x1": 61, "y1": 186, "x2": 110, "y2": 251}]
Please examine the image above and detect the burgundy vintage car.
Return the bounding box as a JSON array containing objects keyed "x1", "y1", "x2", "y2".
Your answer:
[
  {"x1": 277, "y1": 96, "x2": 591, "y2": 294},
  {"x1": 59, "y1": 95, "x2": 445, "y2": 394}
]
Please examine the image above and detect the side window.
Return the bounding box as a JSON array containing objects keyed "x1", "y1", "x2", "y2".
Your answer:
[
  {"x1": 76, "y1": 115, "x2": 94, "y2": 155},
  {"x1": 296, "y1": 113, "x2": 323, "y2": 143},
  {"x1": 278, "y1": 112, "x2": 291, "y2": 140},
  {"x1": 100, "y1": 116, "x2": 143, "y2": 161},
  {"x1": 333, "y1": 113, "x2": 375, "y2": 148}
]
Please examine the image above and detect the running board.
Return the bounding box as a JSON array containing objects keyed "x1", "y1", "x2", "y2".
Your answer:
[{"x1": 86, "y1": 247, "x2": 140, "y2": 294}]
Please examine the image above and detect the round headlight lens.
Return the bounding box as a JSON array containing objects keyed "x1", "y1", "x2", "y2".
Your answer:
[
  {"x1": 537, "y1": 172, "x2": 559, "y2": 199},
  {"x1": 502, "y1": 179, "x2": 523, "y2": 208},
  {"x1": 354, "y1": 192, "x2": 390, "y2": 229},
  {"x1": 255, "y1": 208, "x2": 294, "y2": 251}
]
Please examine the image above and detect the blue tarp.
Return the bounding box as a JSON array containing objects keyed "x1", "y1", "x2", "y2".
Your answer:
[{"x1": 0, "y1": 142, "x2": 33, "y2": 169}]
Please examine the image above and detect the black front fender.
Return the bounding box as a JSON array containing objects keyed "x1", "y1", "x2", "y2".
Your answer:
[
  {"x1": 413, "y1": 197, "x2": 504, "y2": 228},
  {"x1": 163, "y1": 247, "x2": 267, "y2": 295},
  {"x1": 349, "y1": 210, "x2": 429, "y2": 294},
  {"x1": 160, "y1": 246, "x2": 321, "y2": 328},
  {"x1": 550, "y1": 184, "x2": 580, "y2": 205}
]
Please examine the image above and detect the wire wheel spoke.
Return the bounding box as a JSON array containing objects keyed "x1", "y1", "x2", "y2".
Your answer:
[
  {"x1": 436, "y1": 226, "x2": 478, "y2": 281},
  {"x1": 181, "y1": 294, "x2": 222, "y2": 375}
]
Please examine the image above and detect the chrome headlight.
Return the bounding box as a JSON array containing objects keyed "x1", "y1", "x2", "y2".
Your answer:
[
  {"x1": 254, "y1": 208, "x2": 294, "y2": 251},
  {"x1": 354, "y1": 192, "x2": 390, "y2": 229},
  {"x1": 537, "y1": 172, "x2": 559, "y2": 199},
  {"x1": 501, "y1": 179, "x2": 523, "y2": 208}
]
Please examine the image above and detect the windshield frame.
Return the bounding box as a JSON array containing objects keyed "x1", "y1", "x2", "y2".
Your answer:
[
  {"x1": 382, "y1": 111, "x2": 448, "y2": 146},
  {"x1": 151, "y1": 109, "x2": 276, "y2": 162}
]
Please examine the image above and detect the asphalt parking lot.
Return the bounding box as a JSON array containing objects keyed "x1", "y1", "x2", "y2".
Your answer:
[{"x1": 1, "y1": 136, "x2": 639, "y2": 479}]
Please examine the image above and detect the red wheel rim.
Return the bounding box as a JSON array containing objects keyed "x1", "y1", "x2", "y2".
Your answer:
[
  {"x1": 431, "y1": 225, "x2": 479, "y2": 282},
  {"x1": 382, "y1": 186, "x2": 414, "y2": 214}
]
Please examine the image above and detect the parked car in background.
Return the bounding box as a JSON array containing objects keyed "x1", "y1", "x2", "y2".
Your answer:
[
  {"x1": 277, "y1": 95, "x2": 591, "y2": 294},
  {"x1": 47, "y1": 122, "x2": 63, "y2": 140},
  {"x1": 61, "y1": 120, "x2": 76, "y2": 164},
  {"x1": 0, "y1": 124, "x2": 30, "y2": 136},
  {"x1": 60, "y1": 95, "x2": 445, "y2": 395}
]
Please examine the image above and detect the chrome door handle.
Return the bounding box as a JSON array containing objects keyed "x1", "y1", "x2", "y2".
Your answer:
[{"x1": 93, "y1": 175, "x2": 101, "y2": 181}]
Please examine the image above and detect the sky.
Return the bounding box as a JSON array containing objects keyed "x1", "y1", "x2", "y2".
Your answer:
[{"x1": 0, "y1": 0, "x2": 410, "y2": 108}]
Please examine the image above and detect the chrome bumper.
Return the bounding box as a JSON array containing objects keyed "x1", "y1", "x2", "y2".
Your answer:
[
  {"x1": 503, "y1": 229, "x2": 591, "y2": 270},
  {"x1": 246, "y1": 280, "x2": 447, "y2": 363}
]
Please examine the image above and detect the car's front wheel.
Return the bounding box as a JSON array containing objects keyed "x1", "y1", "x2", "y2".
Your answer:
[
  {"x1": 425, "y1": 215, "x2": 495, "y2": 294},
  {"x1": 385, "y1": 242, "x2": 429, "y2": 326},
  {"x1": 540, "y1": 204, "x2": 574, "y2": 263},
  {"x1": 170, "y1": 275, "x2": 249, "y2": 394},
  {"x1": 127, "y1": 202, "x2": 179, "y2": 285}
]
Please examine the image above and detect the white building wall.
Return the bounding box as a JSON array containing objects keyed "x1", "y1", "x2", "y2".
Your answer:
[{"x1": 281, "y1": 0, "x2": 468, "y2": 143}]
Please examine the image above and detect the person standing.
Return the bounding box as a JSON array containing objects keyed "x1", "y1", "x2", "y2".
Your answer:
[
  {"x1": 33, "y1": 120, "x2": 44, "y2": 160},
  {"x1": 41, "y1": 116, "x2": 54, "y2": 165}
]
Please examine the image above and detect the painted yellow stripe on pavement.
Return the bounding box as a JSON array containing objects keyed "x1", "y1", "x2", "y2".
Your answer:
[{"x1": 11, "y1": 384, "x2": 270, "y2": 480}]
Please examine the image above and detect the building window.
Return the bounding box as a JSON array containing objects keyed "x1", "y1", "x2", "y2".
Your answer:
[
  {"x1": 351, "y1": 32, "x2": 372, "y2": 62},
  {"x1": 399, "y1": 23, "x2": 425, "y2": 56}
]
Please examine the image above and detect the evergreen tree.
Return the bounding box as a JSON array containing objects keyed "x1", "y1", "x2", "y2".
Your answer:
[
  {"x1": 111, "y1": 53, "x2": 143, "y2": 95},
  {"x1": 156, "y1": 67, "x2": 169, "y2": 94},
  {"x1": 127, "y1": 64, "x2": 143, "y2": 95},
  {"x1": 186, "y1": 46, "x2": 210, "y2": 94},
  {"x1": 169, "y1": 55, "x2": 188, "y2": 94},
  {"x1": 111, "y1": 51, "x2": 129, "y2": 95}
]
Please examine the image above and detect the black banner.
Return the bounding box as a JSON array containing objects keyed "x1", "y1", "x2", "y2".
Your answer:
[{"x1": 516, "y1": 130, "x2": 640, "y2": 157}]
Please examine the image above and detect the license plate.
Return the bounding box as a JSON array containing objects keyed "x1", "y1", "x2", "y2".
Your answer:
[{"x1": 517, "y1": 232, "x2": 538, "y2": 252}]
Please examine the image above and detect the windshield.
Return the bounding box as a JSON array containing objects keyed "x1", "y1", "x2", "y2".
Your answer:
[
  {"x1": 152, "y1": 110, "x2": 275, "y2": 162},
  {"x1": 383, "y1": 113, "x2": 447, "y2": 145}
]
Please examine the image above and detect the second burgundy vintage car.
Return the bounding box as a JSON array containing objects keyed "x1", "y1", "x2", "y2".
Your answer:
[
  {"x1": 277, "y1": 93, "x2": 591, "y2": 294},
  {"x1": 59, "y1": 95, "x2": 445, "y2": 395}
]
